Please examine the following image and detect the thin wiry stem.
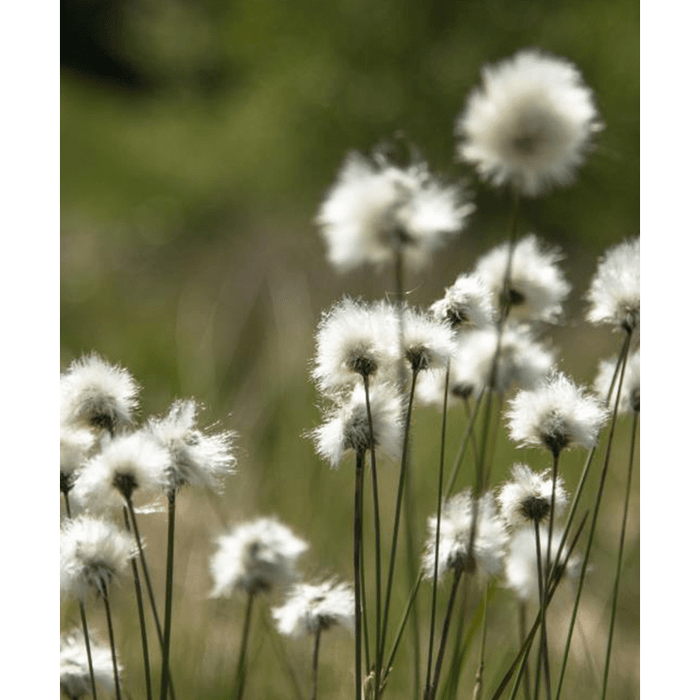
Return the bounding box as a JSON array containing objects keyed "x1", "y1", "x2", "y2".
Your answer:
[
  {"x1": 519, "y1": 603, "x2": 532, "y2": 700},
  {"x1": 493, "y1": 512, "x2": 589, "y2": 700},
  {"x1": 379, "y1": 369, "x2": 419, "y2": 669},
  {"x1": 123, "y1": 507, "x2": 152, "y2": 700},
  {"x1": 159, "y1": 490, "x2": 177, "y2": 700},
  {"x1": 532, "y1": 523, "x2": 551, "y2": 700},
  {"x1": 446, "y1": 391, "x2": 485, "y2": 498},
  {"x1": 443, "y1": 575, "x2": 474, "y2": 700},
  {"x1": 233, "y1": 591, "x2": 255, "y2": 700},
  {"x1": 601, "y1": 409, "x2": 639, "y2": 699},
  {"x1": 364, "y1": 374, "x2": 383, "y2": 687},
  {"x1": 354, "y1": 450, "x2": 366, "y2": 700},
  {"x1": 472, "y1": 584, "x2": 490, "y2": 700},
  {"x1": 554, "y1": 330, "x2": 632, "y2": 700},
  {"x1": 359, "y1": 522, "x2": 372, "y2": 678},
  {"x1": 101, "y1": 591, "x2": 122, "y2": 700},
  {"x1": 425, "y1": 360, "x2": 452, "y2": 696},
  {"x1": 310, "y1": 628, "x2": 322, "y2": 700},
  {"x1": 63, "y1": 491, "x2": 99, "y2": 700},
  {"x1": 427, "y1": 569, "x2": 463, "y2": 700}
]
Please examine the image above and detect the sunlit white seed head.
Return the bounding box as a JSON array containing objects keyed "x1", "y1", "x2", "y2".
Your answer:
[
  {"x1": 402, "y1": 306, "x2": 456, "y2": 374},
  {"x1": 60, "y1": 515, "x2": 135, "y2": 600},
  {"x1": 312, "y1": 298, "x2": 399, "y2": 393},
  {"x1": 147, "y1": 399, "x2": 237, "y2": 493},
  {"x1": 210, "y1": 517, "x2": 308, "y2": 597},
  {"x1": 72, "y1": 431, "x2": 170, "y2": 513},
  {"x1": 430, "y1": 273, "x2": 496, "y2": 330},
  {"x1": 506, "y1": 372, "x2": 609, "y2": 456},
  {"x1": 422, "y1": 490, "x2": 508, "y2": 580},
  {"x1": 586, "y1": 238, "x2": 640, "y2": 332},
  {"x1": 456, "y1": 49, "x2": 601, "y2": 197},
  {"x1": 60, "y1": 354, "x2": 139, "y2": 435},
  {"x1": 504, "y1": 526, "x2": 582, "y2": 603},
  {"x1": 272, "y1": 578, "x2": 354, "y2": 637},
  {"x1": 594, "y1": 350, "x2": 640, "y2": 414},
  {"x1": 311, "y1": 382, "x2": 404, "y2": 469},
  {"x1": 61, "y1": 426, "x2": 96, "y2": 495},
  {"x1": 61, "y1": 630, "x2": 119, "y2": 698},
  {"x1": 474, "y1": 235, "x2": 571, "y2": 322},
  {"x1": 497, "y1": 463, "x2": 568, "y2": 529},
  {"x1": 316, "y1": 151, "x2": 473, "y2": 271}
]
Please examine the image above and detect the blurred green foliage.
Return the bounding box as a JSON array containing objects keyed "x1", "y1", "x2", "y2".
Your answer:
[{"x1": 61, "y1": 2, "x2": 639, "y2": 697}]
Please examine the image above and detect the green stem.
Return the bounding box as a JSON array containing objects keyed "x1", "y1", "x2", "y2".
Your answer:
[
  {"x1": 532, "y1": 524, "x2": 551, "y2": 700},
  {"x1": 445, "y1": 391, "x2": 484, "y2": 498},
  {"x1": 233, "y1": 591, "x2": 255, "y2": 700},
  {"x1": 554, "y1": 331, "x2": 632, "y2": 700},
  {"x1": 310, "y1": 628, "x2": 322, "y2": 700},
  {"x1": 519, "y1": 603, "x2": 531, "y2": 700},
  {"x1": 601, "y1": 410, "x2": 638, "y2": 699},
  {"x1": 101, "y1": 592, "x2": 122, "y2": 700},
  {"x1": 159, "y1": 490, "x2": 177, "y2": 700},
  {"x1": 472, "y1": 586, "x2": 490, "y2": 700},
  {"x1": 123, "y1": 507, "x2": 152, "y2": 700},
  {"x1": 354, "y1": 450, "x2": 366, "y2": 700}
]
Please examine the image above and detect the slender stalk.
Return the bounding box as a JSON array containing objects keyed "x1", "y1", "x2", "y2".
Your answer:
[
  {"x1": 260, "y1": 612, "x2": 304, "y2": 700},
  {"x1": 233, "y1": 591, "x2": 255, "y2": 700},
  {"x1": 63, "y1": 491, "x2": 99, "y2": 700},
  {"x1": 364, "y1": 374, "x2": 383, "y2": 687},
  {"x1": 446, "y1": 391, "x2": 485, "y2": 498},
  {"x1": 159, "y1": 490, "x2": 177, "y2": 700},
  {"x1": 532, "y1": 525, "x2": 551, "y2": 700},
  {"x1": 310, "y1": 628, "x2": 322, "y2": 700},
  {"x1": 379, "y1": 369, "x2": 419, "y2": 666},
  {"x1": 359, "y1": 524, "x2": 372, "y2": 678},
  {"x1": 554, "y1": 331, "x2": 632, "y2": 700},
  {"x1": 380, "y1": 572, "x2": 423, "y2": 695},
  {"x1": 443, "y1": 576, "x2": 473, "y2": 700},
  {"x1": 518, "y1": 604, "x2": 531, "y2": 700},
  {"x1": 123, "y1": 507, "x2": 152, "y2": 700},
  {"x1": 427, "y1": 569, "x2": 463, "y2": 700},
  {"x1": 101, "y1": 592, "x2": 122, "y2": 700},
  {"x1": 472, "y1": 585, "x2": 490, "y2": 700},
  {"x1": 354, "y1": 450, "x2": 366, "y2": 700},
  {"x1": 425, "y1": 360, "x2": 452, "y2": 696},
  {"x1": 601, "y1": 410, "x2": 639, "y2": 699}
]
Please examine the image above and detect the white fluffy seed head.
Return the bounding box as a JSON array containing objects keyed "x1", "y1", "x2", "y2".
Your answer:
[
  {"x1": 60, "y1": 515, "x2": 135, "y2": 601},
  {"x1": 147, "y1": 399, "x2": 237, "y2": 493},
  {"x1": 312, "y1": 298, "x2": 400, "y2": 394},
  {"x1": 586, "y1": 238, "x2": 640, "y2": 332},
  {"x1": 430, "y1": 273, "x2": 496, "y2": 330},
  {"x1": 474, "y1": 235, "x2": 571, "y2": 323},
  {"x1": 422, "y1": 490, "x2": 508, "y2": 581},
  {"x1": 401, "y1": 306, "x2": 457, "y2": 373},
  {"x1": 60, "y1": 354, "x2": 140, "y2": 435},
  {"x1": 210, "y1": 517, "x2": 308, "y2": 597},
  {"x1": 61, "y1": 629, "x2": 119, "y2": 698},
  {"x1": 61, "y1": 426, "x2": 96, "y2": 495},
  {"x1": 456, "y1": 49, "x2": 601, "y2": 197},
  {"x1": 311, "y1": 382, "x2": 404, "y2": 469},
  {"x1": 496, "y1": 463, "x2": 568, "y2": 529},
  {"x1": 272, "y1": 578, "x2": 354, "y2": 637},
  {"x1": 72, "y1": 431, "x2": 170, "y2": 514},
  {"x1": 504, "y1": 526, "x2": 583, "y2": 603},
  {"x1": 506, "y1": 372, "x2": 609, "y2": 455},
  {"x1": 316, "y1": 151, "x2": 473, "y2": 271},
  {"x1": 594, "y1": 350, "x2": 640, "y2": 414}
]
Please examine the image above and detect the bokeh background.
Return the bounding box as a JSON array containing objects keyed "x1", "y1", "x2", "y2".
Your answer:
[{"x1": 61, "y1": 0, "x2": 639, "y2": 697}]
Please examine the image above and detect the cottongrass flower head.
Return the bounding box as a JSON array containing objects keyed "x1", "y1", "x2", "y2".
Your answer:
[
  {"x1": 507, "y1": 371, "x2": 609, "y2": 456},
  {"x1": 456, "y1": 49, "x2": 601, "y2": 196},
  {"x1": 586, "y1": 237, "x2": 640, "y2": 332},
  {"x1": 60, "y1": 515, "x2": 135, "y2": 600},
  {"x1": 272, "y1": 578, "x2": 354, "y2": 637},
  {"x1": 497, "y1": 463, "x2": 568, "y2": 529},
  {"x1": 594, "y1": 349, "x2": 640, "y2": 414},
  {"x1": 316, "y1": 151, "x2": 473, "y2": 271},
  {"x1": 210, "y1": 517, "x2": 309, "y2": 597},
  {"x1": 504, "y1": 526, "x2": 583, "y2": 603},
  {"x1": 61, "y1": 426, "x2": 96, "y2": 496},
  {"x1": 72, "y1": 430, "x2": 170, "y2": 513},
  {"x1": 422, "y1": 490, "x2": 508, "y2": 580},
  {"x1": 430, "y1": 272, "x2": 496, "y2": 330},
  {"x1": 311, "y1": 382, "x2": 404, "y2": 469},
  {"x1": 401, "y1": 306, "x2": 456, "y2": 374},
  {"x1": 312, "y1": 297, "x2": 399, "y2": 393},
  {"x1": 60, "y1": 630, "x2": 118, "y2": 699},
  {"x1": 474, "y1": 234, "x2": 571, "y2": 322},
  {"x1": 61, "y1": 353, "x2": 139, "y2": 435},
  {"x1": 147, "y1": 399, "x2": 237, "y2": 493}
]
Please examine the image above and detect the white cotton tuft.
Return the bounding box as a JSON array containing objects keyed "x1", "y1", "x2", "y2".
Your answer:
[
  {"x1": 430, "y1": 272, "x2": 496, "y2": 330},
  {"x1": 594, "y1": 350, "x2": 640, "y2": 414},
  {"x1": 61, "y1": 630, "x2": 119, "y2": 698},
  {"x1": 456, "y1": 49, "x2": 601, "y2": 196}
]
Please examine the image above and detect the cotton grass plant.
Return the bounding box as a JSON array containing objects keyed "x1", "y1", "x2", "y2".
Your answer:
[{"x1": 60, "y1": 46, "x2": 638, "y2": 700}]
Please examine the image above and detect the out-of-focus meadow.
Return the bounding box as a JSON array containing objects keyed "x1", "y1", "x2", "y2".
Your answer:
[{"x1": 61, "y1": 1, "x2": 639, "y2": 698}]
